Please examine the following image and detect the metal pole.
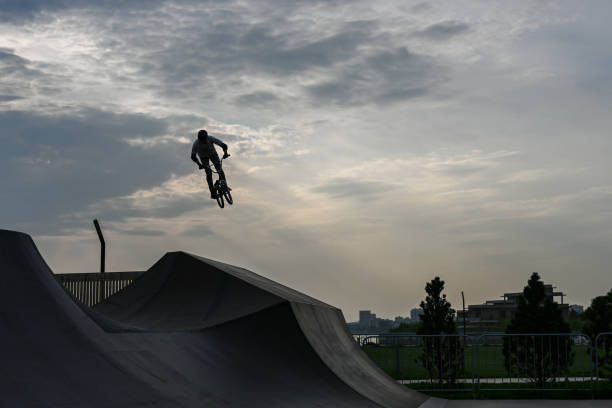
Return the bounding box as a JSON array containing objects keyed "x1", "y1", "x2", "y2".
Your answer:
[
  {"x1": 395, "y1": 342, "x2": 401, "y2": 378},
  {"x1": 462, "y1": 291, "x2": 467, "y2": 337},
  {"x1": 93, "y1": 219, "x2": 105, "y2": 302}
]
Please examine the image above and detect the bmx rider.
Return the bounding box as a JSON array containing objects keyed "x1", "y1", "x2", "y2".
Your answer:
[{"x1": 190, "y1": 129, "x2": 230, "y2": 199}]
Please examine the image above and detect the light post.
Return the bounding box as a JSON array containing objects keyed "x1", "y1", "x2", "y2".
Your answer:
[{"x1": 93, "y1": 219, "x2": 105, "y2": 301}]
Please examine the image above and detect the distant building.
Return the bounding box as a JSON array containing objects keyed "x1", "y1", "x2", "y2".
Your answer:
[
  {"x1": 456, "y1": 284, "x2": 569, "y2": 330},
  {"x1": 569, "y1": 304, "x2": 584, "y2": 314},
  {"x1": 348, "y1": 310, "x2": 402, "y2": 334},
  {"x1": 359, "y1": 310, "x2": 378, "y2": 329}
]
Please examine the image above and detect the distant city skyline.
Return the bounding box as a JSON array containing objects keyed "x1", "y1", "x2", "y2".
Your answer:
[
  {"x1": 353, "y1": 279, "x2": 586, "y2": 322},
  {"x1": 2, "y1": 1, "x2": 611, "y2": 323}
]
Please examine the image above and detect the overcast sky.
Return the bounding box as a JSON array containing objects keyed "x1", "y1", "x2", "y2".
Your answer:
[{"x1": 1, "y1": 0, "x2": 610, "y2": 322}]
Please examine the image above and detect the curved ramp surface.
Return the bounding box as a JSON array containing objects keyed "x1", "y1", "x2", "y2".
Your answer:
[{"x1": 0, "y1": 229, "x2": 429, "y2": 408}]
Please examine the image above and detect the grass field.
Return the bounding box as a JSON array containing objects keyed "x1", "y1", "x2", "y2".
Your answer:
[
  {"x1": 363, "y1": 344, "x2": 594, "y2": 381},
  {"x1": 405, "y1": 381, "x2": 612, "y2": 400},
  {"x1": 362, "y1": 341, "x2": 612, "y2": 399}
]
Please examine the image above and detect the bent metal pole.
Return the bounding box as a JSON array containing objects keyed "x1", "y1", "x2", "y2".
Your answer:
[{"x1": 93, "y1": 219, "x2": 106, "y2": 302}]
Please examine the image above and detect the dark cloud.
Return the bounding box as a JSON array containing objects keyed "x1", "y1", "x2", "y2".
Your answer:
[
  {"x1": 2, "y1": 3, "x2": 438, "y2": 108},
  {"x1": 0, "y1": 0, "x2": 166, "y2": 23},
  {"x1": 0, "y1": 95, "x2": 23, "y2": 102},
  {"x1": 0, "y1": 48, "x2": 43, "y2": 78},
  {"x1": 307, "y1": 81, "x2": 357, "y2": 105},
  {"x1": 249, "y1": 28, "x2": 372, "y2": 75},
  {"x1": 0, "y1": 108, "x2": 193, "y2": 233},
  {"x1": 411, "y1": 2, "x2": 433, "y2": 13},
  {"x1": 0, "y1": 48, "x2": 65, "y2": 100},
  {"x1": 378, "y1": 87, "x2": 429, "y2": 102},
  {"x1": 92, "y1": 196, "x2": 208, "y2": 226},
  {"x1": 233, "y1": 91, "x2": 282, "y2": 107},
  {"x1": 138, "y1": 21, "x2": 377, "y2": 99},
  {"x1": 0, "y1": 0, "x2": 70, "y2": 23},
  {"x1": 311, "y1": 178, "x2": 398, "y2": 200},
  {"x1": 416, "y1": 21, "x2": 470, "y2": 40},
  {"x1": 306, "y1": 47, "x2": 441, "y2": 106}
]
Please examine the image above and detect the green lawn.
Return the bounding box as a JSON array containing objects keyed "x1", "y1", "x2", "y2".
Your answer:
[
  {"x1": 406, "y1": 381, "x2": 612, "y2": 400},
  {"x1": 363, "y1": 344, "x2": 594, "y2": 381}
]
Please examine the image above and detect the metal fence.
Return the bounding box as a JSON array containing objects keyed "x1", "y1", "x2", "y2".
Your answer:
[
  {"x1": 361, "y1": 334, "x2": 478, "y2": 392},
  {"x1": 476, "y1": 333, "x2": 592, "y2": 393},
  {"x1": 595, "y1": 332, "x2": 612, "y2": 391},
  {"x1": 361, "y1": 332, "x2": 610, "y2": 395},
  {"x1": 54, "y1": 272, "x2": 144, "y2": 306}
]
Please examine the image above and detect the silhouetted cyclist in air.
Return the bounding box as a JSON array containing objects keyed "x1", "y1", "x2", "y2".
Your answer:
[{"x1": 191, "y1": 129, "x2": 230, "y2": 199}]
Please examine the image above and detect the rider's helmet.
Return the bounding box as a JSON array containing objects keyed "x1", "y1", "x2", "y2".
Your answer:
[{"x1": 197, "y1": 129, "x2": 208, "y2": 141}]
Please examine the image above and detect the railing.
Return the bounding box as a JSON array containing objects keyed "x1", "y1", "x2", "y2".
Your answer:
[
  {"x1": 595, "y1": 332, "x2": 612, "y2": 391},
  {"x1": 361, "y1": 332, "x2": 610, "y2": 396},
  {"x1": 361, "y1": 334, "x2": 478, "y2": 392},
  {"x1": 476, "y1": 333, "x2": 593, "y2": 393},
  {"x1": 54, "y1": 272, "x2": 144, "y2": 306}
]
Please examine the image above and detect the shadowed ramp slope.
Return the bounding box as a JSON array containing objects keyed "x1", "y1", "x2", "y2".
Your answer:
[
  {"x1": 0, "y1": 229, "x2": 430, "y2": 407},
  {"x1": 94, "y1": 251, "x2": 429, "y2": 408},
  {"x1": 0, "y1": 229, "x2": 173, "y2": 407}
]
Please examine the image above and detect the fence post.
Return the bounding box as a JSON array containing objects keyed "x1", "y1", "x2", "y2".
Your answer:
[
  {"x1": 93, "y1": 219, "x2": 105, "y2": 303},
  {"x1": 395, "y1": 342, "x2": 401, "y2": 378},
  {"x1": 476, "y1": 334, "x2": 482, "y2": 397},
  {"x1": 594, "y1": 332, "x2": 612, "y2": 395},
  {"x1": 471, "y1": 335, "x2": 476, "y2": 398}
]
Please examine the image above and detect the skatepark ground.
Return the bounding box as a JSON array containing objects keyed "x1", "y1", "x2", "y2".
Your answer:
[{"x1": 0, "y1": 228, "x2": 609, "y2": 407}]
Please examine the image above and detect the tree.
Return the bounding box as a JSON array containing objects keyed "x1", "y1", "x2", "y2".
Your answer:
[
  {"x1": 583, "y1": 289, "x2": 612, "y2": 380},
  {"x1": 416, "y1": 277, "x2": 462, "y2": 385},
  {"x1": 503, "y1": 272, "x2": 574, "y2": 387}
]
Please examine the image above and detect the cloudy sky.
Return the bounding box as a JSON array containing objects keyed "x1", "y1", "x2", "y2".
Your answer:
[{"x1": 1, "y1": 0, "x2": 610, "y2": 322}]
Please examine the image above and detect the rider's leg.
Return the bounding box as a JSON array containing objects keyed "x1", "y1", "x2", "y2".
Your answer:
[
  {"x1": 211, "y1": 155, "x2": 226, "y2": 182},
  {"x1": 204, "y1": 165, "x2": 216, "y2": 198}
]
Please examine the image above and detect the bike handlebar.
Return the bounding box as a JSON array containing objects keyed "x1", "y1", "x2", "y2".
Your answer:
[{"x1": 199, "y1": 153, "x2": 230, "y2": 173}]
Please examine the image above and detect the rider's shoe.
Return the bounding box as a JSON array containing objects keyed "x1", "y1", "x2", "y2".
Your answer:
[{"x1": 210, "y1": 192, "x2": 218, "y2": 199}]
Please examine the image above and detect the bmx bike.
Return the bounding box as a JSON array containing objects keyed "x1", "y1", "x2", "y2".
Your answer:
[
  {"x1": 213, "y1": 178, "x2": 233, "y2": 208},
  {"x1": 202, "y1": 155, "x2": 233, "y2": 209}
]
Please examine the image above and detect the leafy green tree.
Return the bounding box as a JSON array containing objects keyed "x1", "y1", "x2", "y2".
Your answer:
[
  {"x1": 416, "y1": 277, "x2": 463, "y2": 385},
  {"x1": 503, "y1": 272, "x2": 574, "y2": 387},
  {"x1": 583, "y1": 289, "x2": 612, "y2": 380}
]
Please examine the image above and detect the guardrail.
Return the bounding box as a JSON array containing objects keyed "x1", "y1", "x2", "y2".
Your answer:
[
  {"x1": 476, "y1": 333, "x2": 592, "y2": 393},
  {"x1": 595, "y1": 332, "x2": 612, "y2": 391},
  {"x1": 361, "y1": 332, "x2": 610, "y2": 396},
  {"x1": 361, "y1": 334, "x2": 478, "y2": 392},
  {"x1": 54, "y1": 272, "x2": 144, "y2": 306}
]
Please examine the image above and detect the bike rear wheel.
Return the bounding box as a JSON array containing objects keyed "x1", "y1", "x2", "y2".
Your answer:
[
  {"x1": 216, "y1": 193, "x2": 224, "y2": 208},
  {"x1": 213, "y1": 180, "x2": 224, "y2": 208},
  {"x1": 214, "y1": 184, "x2": 224, "y2": 207}
]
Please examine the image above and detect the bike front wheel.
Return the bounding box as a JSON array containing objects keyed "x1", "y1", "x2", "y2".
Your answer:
[{"x1": 224, "y1": 189, "x2": 233, "y2": 205}]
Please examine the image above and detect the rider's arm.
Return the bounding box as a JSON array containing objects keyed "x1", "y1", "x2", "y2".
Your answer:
[
  {"x1": 191, "y1": 152, "x2": 201, "y2": 165},
  {"x1": 191, "y1": 141, "x2": 203, "y2": 167},
  {"x1": 210, "y1": 136, "x2": 228, "y2": 153}
]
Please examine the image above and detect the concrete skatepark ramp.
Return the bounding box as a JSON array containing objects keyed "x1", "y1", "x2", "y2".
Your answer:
[
  {"x1": 0, "y1": 229, "x2": 429, "y2": 407},
  {"x1": 2, "y1": 228, "x2": 608, "y2": 408}
]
